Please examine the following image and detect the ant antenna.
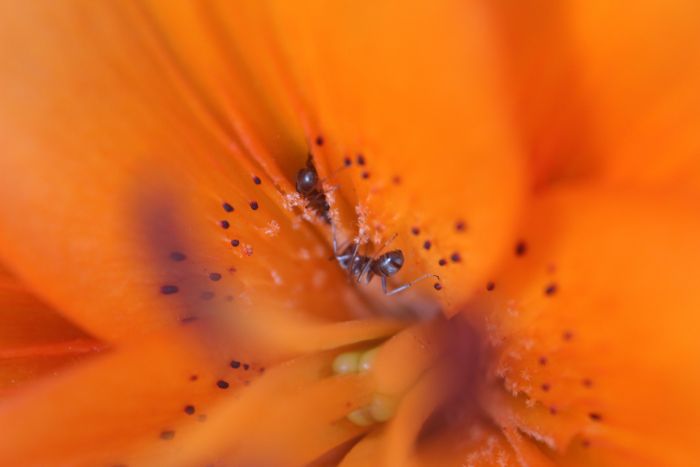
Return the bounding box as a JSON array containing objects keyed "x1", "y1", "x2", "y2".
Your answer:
[
  {"x1": 382, "y1": 274, "x2": 440, "y2": 296},
  {"x1": 374, "y1": 233, "x2": 398, "y2": 256},
  {"x1": 318, "y1": 159, "x2": 353, "y2": 186}
]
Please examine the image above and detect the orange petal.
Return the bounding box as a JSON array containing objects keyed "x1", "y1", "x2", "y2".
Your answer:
[
  {"x1": 0, "y1": 334, "x2": 245, "y2": 466},
  {"x1": 491, "y1": 0, "x2": 700, "y2": 189},
  {"x1": 0, "y1": 266, "x2": 103, "y2": 396},
  {"x1": 136, "y1": 1, "x2": 313, "y2": 185},
  {"x1": 476, "y1": 185, "x2": 700, "y2": 464},
  {"x1": 150, "y1": 351, "x2": 373, "y2": 466},
  {"x1": 340, "y1": 370, "x2": 437, "y2": 467},
  {"x1": 0, "y1": 1, "x2": 367, "y2": 343},
  {"x1": 257, "y1": 0, "x2": 527, "y2": 312},
  {"x1": 372, "y1": 322, "x2": 441, "y2": 396},
  {"x1": 569, "y1": 0, "x2": 700, "y2": 189},
  {"x1": 342, "y1": 420, "x2": 524, "y2": 467},
  {"x1": 486, "y1": 0, "x2": 600, "y2": 188},
  {"x1": 235, "y1": 311, "x2": 402, "y2": 359}
]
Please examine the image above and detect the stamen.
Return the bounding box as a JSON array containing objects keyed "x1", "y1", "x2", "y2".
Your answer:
[
  {"x1": 332, "y1": 352, "x2": 361, "y2": 375},
  {"x1": 369, "y1": 394, "x2": 398, "y2": 422},
  {"x1": 358, "y1": 348, "x2": 378, "y2": 372},
  {"x1": 347, "y1": 408, "x2": 374, "y2": 427}
]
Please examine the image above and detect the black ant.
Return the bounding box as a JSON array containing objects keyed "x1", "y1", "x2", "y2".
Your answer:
[
  {"x1": 296, "y1": 155, "x2": 332, "y2": 224},
  {"x1": 333, "y1": 230, "x2": 440, "y2": 296}
]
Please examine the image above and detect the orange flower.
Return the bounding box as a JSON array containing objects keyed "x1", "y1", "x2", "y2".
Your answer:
[{"x1": 0, "y1": 1, "x2": 699, "y2": 465}]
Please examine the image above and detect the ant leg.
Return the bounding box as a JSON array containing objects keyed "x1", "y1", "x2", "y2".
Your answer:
[
  {"x1": 349, "y1": 242, "x2": 364, "y2": 282},
  {"x1": 348, "y1": 239, "x2": 361, "y2": 271},
  {"x1": 382, "y1": 274, "x2": 440, "y2": 297},
  {"x1": 320, "y1": 161, "x2": 352, "y2": 185},
  {"x1": 357, "y1": 244, "x2": 374, "y2": 284},
  {"x1": 330, "y1": 223, "x2": 353, "y2": 257},
  {"x1": 331, "y1": 222, "x2": 340, "y2": 256},
  {"x1": 330, "y1": 241, "x2": 350, "y2": 260}
]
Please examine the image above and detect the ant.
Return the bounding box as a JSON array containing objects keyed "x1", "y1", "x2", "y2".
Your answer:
[
  {"x1": 333, "y1": 230, "x2": 440, "y2": 296},
  {"x1": 295, "y1": 155, "x2": 332, "y2": 224}
]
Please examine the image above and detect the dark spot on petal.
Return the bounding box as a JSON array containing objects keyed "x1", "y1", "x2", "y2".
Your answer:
[
  {"x1": 450, "y1": 252, "x2": 461, "y2": 263},
  {"x1": 250, "y1": 201, "x2": 259, "y2": 210},
  {"x1": 225, "y1": 295, "x2": 234, "y2": 302},
  {"x1": 315, "y1": 136, "x2": 324, "y2": 146},
  {"x1": 515, "y1": 241, "x2": 527, "y2": 256},
  {"x1": 544, "y1": 283, "x2": 558, "y2": 296},
  {"x1": 252, "y1": 176, "x2": 261, "y2": 185},
  {"x1": 231, "y1": 239, "x2": 240, "y2": 247},
  {"x1": 160, "y1": 285, "x2": 179, "y2": 295},
  {"x1": 549, "y1": 406, "x2": 558, "y2": 415},
  {"x1": 538, "y1": 356, "x2": 548, "y2": 366},
  {"x1": 343, "y1": 157, "x2": 352, "y2": 167},
  {"x1": 222, "y1": 202, "x2": 234, "y2": 212},
  {"x1": 581, "y1": 439, "x2": 591, "y2": 448},
  {"x1": 200, "y1": 291, "x2": 215, "y2": 301},
  {"x1": 189, "y1": 374, "x2": 198, "y2": 381},
  {"x1": 434, "y1": 283, "x2": 442, "y2": 291},
  {"x1": 209, "y1": 272, "x2": 222, "y2": 282},
  {"x1": 216, "y1": 380, "x2": 229, "y2": 389},
  {"x1": 356, "y1": 154, "x2": 366, "y2": 165},
  {"x1": 169, "y1": 251, "x2": 186, "y2": 262},
  {"x1": 180, "y1": 316, "x2": 198, "y2": 324},
  {"x1": 361, "y1": 171, "x2": 370, "y2": 179},
  {"x1": 486, "y1": 281, "x2": 495, "y2": 291},
  {"x1": 411, "y1": 227, "x2": 420, "y2": 236},
  {"x1": 423, "y1": 240, "x2": 432, "y2": 250},
  {"x1": 455, "y1": 220, "x2": 467, "y2": 232},
  {"x1": 228, "y1": 266, "x2": 237, "y2": 273},
  {"x1": 392, "y1": 175, "x2": 401, "y2": 185},
  {"x1": 438, "y1": 259, "x2": 447, "y2": 266},
  {"x1": 588, "y1": 412, "x2": 602, "y2": 422},
  {"x1": 243, "y1": 363, "x2": 250, "y2": 371},
  {"x1": 582, "y1": 378, "x2": 593, "y2": 388},
  {"x1": 541, "y1": 383, "x2": 550, "y2": 392},
  {"x1": 184, "y1": 405, "x2": 195, "y2": 415},
  {"x1": 230, "y1": 360, "x2": 241, "y2": 369},
  {"x1": 562, "y1": 330, "x2": 573, "y2": 341},
  {"x1": 220, "y1": 220, "x2": 230, "y2": 229},
  {"x1": 159, "y1": 430, "x2": 175, "y2": 440}
]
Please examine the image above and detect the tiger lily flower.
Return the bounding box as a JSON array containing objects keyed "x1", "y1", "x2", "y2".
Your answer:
[{"x1": 0, "y1": 1, "x2": 699, "y2": 466}]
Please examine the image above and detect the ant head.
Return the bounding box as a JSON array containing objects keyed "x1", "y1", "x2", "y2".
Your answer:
[
  {"x1": 296, "y1": 167, "x2": 318, "y2": 194},
  {"x1": 376, "y1": 250, "x2": 404, "y2": 277}
]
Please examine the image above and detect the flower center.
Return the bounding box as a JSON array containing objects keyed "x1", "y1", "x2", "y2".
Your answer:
[{"x1": 332, "y1": 315, "x2": 484, "y2": 448}]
